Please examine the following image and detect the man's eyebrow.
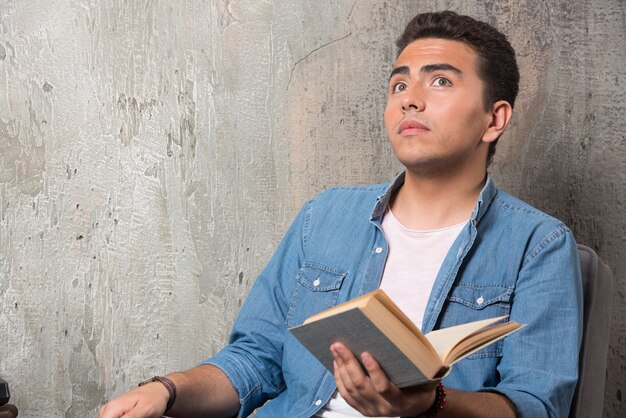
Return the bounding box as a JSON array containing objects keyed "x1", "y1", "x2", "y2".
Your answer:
[
  {"x1": 420, "y1": 63, "x2": 462, "y2": 76},
  {"x1": 389, "y1": 66, "x2": 410, "y2": 80},
  {"x1": 389, "y1": 63, "x2": 463, "y2": 81}
]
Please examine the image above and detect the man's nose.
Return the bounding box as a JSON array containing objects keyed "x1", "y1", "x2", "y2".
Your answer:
[{"x1": 401, "y1": 86, "x2": 425, "y2": 112}]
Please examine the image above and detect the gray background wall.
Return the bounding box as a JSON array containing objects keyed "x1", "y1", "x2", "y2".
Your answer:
[{"x1": 0, "y1": 0, "x2": 623, "y2": 417}]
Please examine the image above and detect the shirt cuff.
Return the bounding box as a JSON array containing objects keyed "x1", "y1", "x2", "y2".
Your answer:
[
  {"x1": 480, "y1": 387, "x2": 549, "y2": 418},
  {"x1": 199, "y1": 353, "x2": 262, "y2": 418}
]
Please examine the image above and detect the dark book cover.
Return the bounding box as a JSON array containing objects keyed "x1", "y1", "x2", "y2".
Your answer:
[{"x1": 290, "y1": 309, "x2": 430, "y2": 388}]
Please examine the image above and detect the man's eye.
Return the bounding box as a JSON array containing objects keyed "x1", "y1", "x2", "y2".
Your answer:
[
  {"x1": 392, "y1": 82, "x2": 407, "y2": 93},
  {"x1": 433, "y1": 77, "x2": 452, "y2": 87}
]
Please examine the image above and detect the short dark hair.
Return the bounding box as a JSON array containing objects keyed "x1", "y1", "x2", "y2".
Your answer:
[{"x1": 397, "y1": 11, "x2": 519, "y2": 165}]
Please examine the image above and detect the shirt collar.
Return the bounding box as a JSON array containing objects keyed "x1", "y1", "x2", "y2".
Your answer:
[
  {"x1": 370, "y1": 172, "x2": 498, "y2": 226},
  {"x1": 370, "y1": 171, "x2": 404, "y2": 221}
]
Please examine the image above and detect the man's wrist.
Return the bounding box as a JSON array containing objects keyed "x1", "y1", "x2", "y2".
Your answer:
[
  {"x1": 402, "y1": 382, "x2": 447, "y2": 418},
  {"x1": 138, "y1": 375, "x2": 177, "y2": 414}
]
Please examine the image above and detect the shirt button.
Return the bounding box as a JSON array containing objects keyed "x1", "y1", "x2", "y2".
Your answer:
[
  {"x1": 476, "y1": 296, "x2": 484, "y2": 305},
  {"x1": 313, "y1": 278, "x2": 320, "y2": 287},
  {"x1": 375, "y1": 247, "x2": 383, "y2": 254},
  {"x1": 315, "y1": 399, "x2": 322, "y2": 406}
]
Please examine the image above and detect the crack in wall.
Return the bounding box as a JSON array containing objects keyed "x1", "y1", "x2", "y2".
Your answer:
[{"x1": 286, "y1": 32, "x2": 353, "y2": 90}]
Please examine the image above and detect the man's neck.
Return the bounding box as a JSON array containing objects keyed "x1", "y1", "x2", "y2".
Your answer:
[{"x1": 389, "y1": 170, "x2": 487, "y2": 230}]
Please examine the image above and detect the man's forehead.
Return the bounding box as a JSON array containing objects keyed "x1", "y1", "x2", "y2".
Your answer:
[
  {"x1": 393, "y1": 38, "x2": 478, "y2": 67},
  {"x1": 391, "y1": 38, "x2": 478, "y2": 75}
]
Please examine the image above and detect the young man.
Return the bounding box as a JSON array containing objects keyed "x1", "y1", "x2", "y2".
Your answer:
[{"x1": 100, "y1": 11, "x2": 582, "y2": 418}]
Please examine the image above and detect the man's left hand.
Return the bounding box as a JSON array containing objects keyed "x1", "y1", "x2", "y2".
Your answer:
[{"x1": 331, "y1": 342, "x2": 438, "y2": 417}]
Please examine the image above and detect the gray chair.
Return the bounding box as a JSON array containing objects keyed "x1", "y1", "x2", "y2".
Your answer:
[{"x1": 569, "y1": 245, "x2": 613, "y2": 418}]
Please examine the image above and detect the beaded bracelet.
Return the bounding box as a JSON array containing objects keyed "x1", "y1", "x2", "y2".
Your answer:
[
  {"x1": 138, "y1": 375, "x2": 177, "y2": 414},
  {"x1": 423, "y1": 382, "x2": 447, "y2": 417}
]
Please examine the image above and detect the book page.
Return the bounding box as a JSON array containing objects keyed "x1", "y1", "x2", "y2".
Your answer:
[
  {"x1": 443, "y1": 323, "x2": 523, "y2": 366},
  {"x1": 372, "y1": 290, "x2": 437, "y2": 356},
  {"x1": 425, "y1": 316, "x2": 508, "y2": 359}
]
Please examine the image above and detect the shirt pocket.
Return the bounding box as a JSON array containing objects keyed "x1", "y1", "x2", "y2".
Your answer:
[
  {"x1": 440, "y1": 284, "x2": 513, "y2": 359},
  {"x1": 286, "y1": 262, "x2": 347, "y2": 327}
]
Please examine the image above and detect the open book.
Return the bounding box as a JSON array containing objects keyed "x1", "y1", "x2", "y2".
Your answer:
[{"x1": 289, "y1": 289, "x2": 523, "y2": 388}]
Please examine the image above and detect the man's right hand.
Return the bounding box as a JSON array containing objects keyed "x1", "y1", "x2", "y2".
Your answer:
[
  {"x1": 99, "y1": 381, "x2": 169, "y2": 418},
  {"x1": 98, "y1": 366, "x2": 240, "y2": 418}
]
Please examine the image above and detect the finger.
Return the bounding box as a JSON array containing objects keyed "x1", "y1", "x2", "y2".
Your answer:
[
  {"x1": 117, "y1": 402, "x2": 162, "y2": 418},
  {"x1": 99, "y1": 393, "x2": 163, "y2": 418},
  {"x1": 331, "y1": 343, "x2": 369, "y2": 390},
  {"x1": 332, "y1": 359, "x2": 351, "y2": 402},
  {"x1": 332, "y1": 344, "x2": 393, "y2": 415},
  {"x1": 99, "y1": 401, "x2": 130, "y2": 418},
  {"x1": 100, "y1": 402, "x2": 140, "y2": 418},
  {"x1": 360, "y1": 352, "x2": 440, "y2": 416},
  {"x1": 333, "y1": 358, "x2": 366, "y2": 407},
  {"x1": 331, "y1": 345, "x2": 360, "y2": 394},
  {"x1": 334, "y1": 358, "x2": 376, "y2": 414},
  {"x1": 332, "y1": 347, "x2": 369, "y2": 403},
  {"x1": 360, "y1": 351, "x2": 397, "y2": 397}
]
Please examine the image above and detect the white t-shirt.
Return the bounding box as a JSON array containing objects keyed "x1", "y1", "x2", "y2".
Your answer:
[{"x1": 314, "y1": 210, "x2": 466, "y2": 418}]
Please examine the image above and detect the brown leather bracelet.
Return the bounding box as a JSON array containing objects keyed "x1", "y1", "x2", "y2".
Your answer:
[{"x1": 138, "y1": 375, "x2": 177, "y2": 414}]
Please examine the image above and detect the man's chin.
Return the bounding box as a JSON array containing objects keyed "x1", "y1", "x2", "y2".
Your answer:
[{"x1": 396, "y1": 156, "x2": 449, "y2": 177}]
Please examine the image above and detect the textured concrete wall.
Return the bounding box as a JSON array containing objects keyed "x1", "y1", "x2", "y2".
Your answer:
[{"x1": 0, "y1": 1, "x2": 623, "y2": 417}]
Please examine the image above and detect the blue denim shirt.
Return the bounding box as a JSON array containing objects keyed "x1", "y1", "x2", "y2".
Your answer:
[{"x1": 202, "y1": 173, "x2": 583, "y2": 418}]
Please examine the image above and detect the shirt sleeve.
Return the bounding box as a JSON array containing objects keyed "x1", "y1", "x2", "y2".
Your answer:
[
  {"x1": 199, "y1": 199, "x2": 312, "y2": 417},
  {"x1": 488, "y1": 226, "x2": 583, "y2": 418}
]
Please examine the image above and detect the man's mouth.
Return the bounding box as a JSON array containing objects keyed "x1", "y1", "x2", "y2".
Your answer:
[{"x1": 398, "y1": 119, "x2": 430, "y2": 136}]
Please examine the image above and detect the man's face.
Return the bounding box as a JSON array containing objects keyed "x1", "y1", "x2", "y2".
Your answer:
[{"x1": 384, "y1": 38, "x2": 495, "y2": 175}]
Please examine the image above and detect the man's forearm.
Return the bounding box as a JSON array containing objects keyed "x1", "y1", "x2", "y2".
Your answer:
[
  {"x1": 437, "y1": 389, "x2": 516, "y2": 418},
  {"x1": 160, "y1": 364, "x2": 240, "y2": 418}
]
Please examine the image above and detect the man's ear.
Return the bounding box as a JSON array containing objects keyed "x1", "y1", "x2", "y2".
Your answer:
[{"x1": 482, "y1": 100, "x2": 513, "y2": 143}]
